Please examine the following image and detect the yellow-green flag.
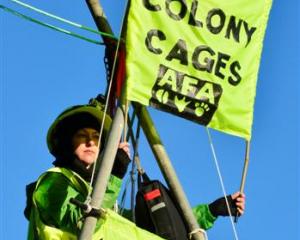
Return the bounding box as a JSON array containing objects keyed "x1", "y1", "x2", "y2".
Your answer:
[{"x1": 125, "y1": 0, "x2": 273, "y2": 140}]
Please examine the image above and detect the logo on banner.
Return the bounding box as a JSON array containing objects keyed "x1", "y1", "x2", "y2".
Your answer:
[{"x1": 150, "y1": 64, "x2": 222, "y2": 125}]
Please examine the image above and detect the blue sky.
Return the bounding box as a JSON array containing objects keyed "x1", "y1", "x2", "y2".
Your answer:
[{"x1": 1, "y1": 0, "x2": 299, "y2": 239}]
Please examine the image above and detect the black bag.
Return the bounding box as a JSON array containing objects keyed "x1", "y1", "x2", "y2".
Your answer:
[{"x1": 135, "y1": 172, "x2": 188, "y2": 240}]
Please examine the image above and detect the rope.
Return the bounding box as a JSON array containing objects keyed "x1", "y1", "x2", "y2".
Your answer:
[
  {"x1": 129, "y1": 117, "x2": 143, "y2": 222},
  {"x1": 1, "y1": 4, "x2": 103, "y2": 45},
  {"x1": 10, "y1": 0, "x2": 118, "y2": 40},
  {"x1": 126, "y1": 109, "x2": 137, "y2": 141},
  {"x1": 117, "y1": 112, "x2": 143, "y2": 220},
  {"x1": 205, "y1": 127, "x2": 239, "y2": 240},
  {"x1": 119, "y1": 177, "x2": 131, "y2": 214},
  {"x1": 88, "y1": 0, "x2": 130, "y2": 199},
  {"x1": 123, "y1": 100, "x2": 129, "y2": 142},
  {"x1": 133, "y1": 121, "x2": 143, "y2": 174},
  {"x1": 189, "y1": 228, "x2": 208, "y2": 240}
]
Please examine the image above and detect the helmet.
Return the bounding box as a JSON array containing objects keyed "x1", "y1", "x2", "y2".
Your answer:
[{"x1": 47, "y1": 99, "x2": 112, "y2": 157}]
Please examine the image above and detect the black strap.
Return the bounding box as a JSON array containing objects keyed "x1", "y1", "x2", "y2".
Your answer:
[{"x1": 137, "y1": 171, "x2": 151, "y2": 189}]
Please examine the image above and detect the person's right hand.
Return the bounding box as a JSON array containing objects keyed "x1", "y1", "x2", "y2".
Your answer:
[
  {"x1": 118, "y1": 142, "x2": 130, "y2": 157},
  {"x1": 111, "y1": 142, "x2": 131, "y2": 179}
]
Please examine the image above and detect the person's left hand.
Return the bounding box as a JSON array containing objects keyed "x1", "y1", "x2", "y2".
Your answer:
[
  {"x1": 208, "y1": 192, "x2": 246, "y2": 217},
  {"x1": 231, "y1": 192, "x2": 245, "y2": 216}
]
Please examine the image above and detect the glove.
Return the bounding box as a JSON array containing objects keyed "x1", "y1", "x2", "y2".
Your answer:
[
  {"x1": 111, "y1": 148, "x2": 131, "y2": 179},
  {"x1": 208, "y1": 195, "x2": 238, "y2": 217}
]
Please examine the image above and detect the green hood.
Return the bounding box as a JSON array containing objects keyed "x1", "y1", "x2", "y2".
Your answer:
[{"x1": 47, "y1": 100, "x2": 112, "y2": 157}]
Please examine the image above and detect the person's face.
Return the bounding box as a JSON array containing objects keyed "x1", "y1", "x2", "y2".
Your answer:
[{"x1": 72, "y1": 127, "x2": 100, "y2": 167}]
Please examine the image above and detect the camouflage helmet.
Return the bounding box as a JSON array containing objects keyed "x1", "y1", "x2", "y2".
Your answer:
[{"x1": 47, "y1": 99, "x2": 112, "y2": 157}]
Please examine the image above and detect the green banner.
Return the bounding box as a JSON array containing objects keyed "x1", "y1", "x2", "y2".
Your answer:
[{"x1": 125, "y1": 0, "x2": 272, "y2": 140}]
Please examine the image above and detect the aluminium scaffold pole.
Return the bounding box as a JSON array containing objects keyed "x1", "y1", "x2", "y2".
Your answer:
[{"x1": 78, "y1": 105, "x2": 125, "y2": 240}]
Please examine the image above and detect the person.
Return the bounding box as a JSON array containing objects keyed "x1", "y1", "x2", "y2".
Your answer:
[
  {"x1": 24, "y1": 98, "x2": 133, "y2": 239},
  {"x1": 24, "y1": 98, "x2": 245, "y2": 239}
]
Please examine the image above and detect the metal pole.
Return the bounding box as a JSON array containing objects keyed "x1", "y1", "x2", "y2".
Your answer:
[
  {"x1": 136, "y1": 104, "x2": 206, "y2": 240},
  {"x1": 240, "y1": 140, "x2": 250, "y2": 193},
  {"x1": 79, "y1": 106, "x2": 125, "y2": 240},
  {"x1": 85, "y1": 0, "x2": 114, "y2": 44},
  {"x1": 79, "y1": 1, "x2": 125, "y2": 239},
  {"x1": 234, "y1": 140, "x2": 250, "y2": 222}
]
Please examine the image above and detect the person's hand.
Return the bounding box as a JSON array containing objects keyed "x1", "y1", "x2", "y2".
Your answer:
[
  {"x1": 118, "y1": 141, "x2": 130, "y2": 157},
  {"x1": 111, "y1": 142, "x2": 131, "y2": 179},
  {"x1": 231, "y1": 192, "x2": 245, "y2": 216},
  {"x1": 208, "y1": 192, "x2": 246, "y2": 217}
]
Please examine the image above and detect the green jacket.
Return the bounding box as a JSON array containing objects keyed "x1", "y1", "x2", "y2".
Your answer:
[{"x1": 27, "y1": 167, "x2": 216, "y2": 239}]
